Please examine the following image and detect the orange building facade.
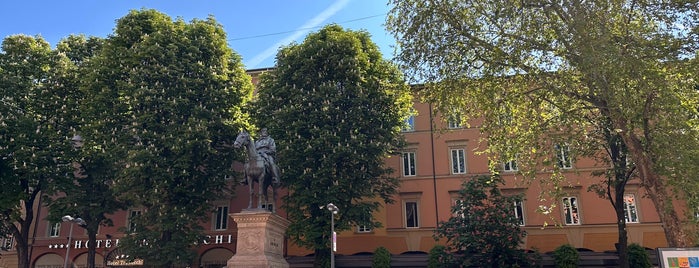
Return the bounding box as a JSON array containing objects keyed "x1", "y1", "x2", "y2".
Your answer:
[
  {"x1": 0, "y1": 69, "x2": 682, "y2": 267},
  {"x1": 286, "y1": 97, "x2": 676, "y2": 257}
]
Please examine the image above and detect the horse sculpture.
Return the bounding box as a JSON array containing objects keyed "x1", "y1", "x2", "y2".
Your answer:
[{"x1": 233, "y1": 130, "x2": 278, "y2": 211}]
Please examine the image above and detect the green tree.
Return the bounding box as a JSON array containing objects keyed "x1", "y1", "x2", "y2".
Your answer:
[
  {"x1": 586, "y1": 121, "x2": 637, "y2": 268},
  {"x1": 81, "y1": 9, "x2": 252, "y2": 266},
  {"x1": 372, "y1": 246, "x2": 391, "y2": 268},
  {"x1": 388, "y1": 0, "x2": 699, "y2": 248},
  {"x1": 253, "y1": 24, "x2": 412, "y2": 267},
  {"x1": 552, "y1": 244, "x2": 579, "y2": 268},
  {"x1": 435, "y1": 175, "x2": 530, "y2": 267},
  {"x1": 427, "y1": 244, "x2": 451, "y2": 268},
  {"x1": 0, "y1": 35, "x2": 75, "y2": 268},
  {"x1": 627, "y1": 243, "x2": 652, "y2": 268},
  {"x1": 41, "y1": 34, "x2": 120, "y2": 268}
]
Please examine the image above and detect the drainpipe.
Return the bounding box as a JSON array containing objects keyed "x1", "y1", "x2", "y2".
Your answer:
[{"x1": 429, "y1": 102, "x2": 439, "y2": 225}]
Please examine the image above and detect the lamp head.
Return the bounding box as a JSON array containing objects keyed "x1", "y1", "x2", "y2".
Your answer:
[{"x1": 326, "y1": 203, "x2": 339, "y2": 213}]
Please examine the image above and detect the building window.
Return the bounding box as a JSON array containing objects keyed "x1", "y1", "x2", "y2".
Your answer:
[
  {"x1": 48, "y1": 222, "x2": 60, "y2": 237},
  {"x1": 402, "y1": 152, "x2": 416, "y2": 177},
  {"x1": 405, "y1": 201, "x2": 419, "y2": 228},
  {"x1": 450, "y1": 148, "x2": 466, "y2": 174},
  {"x1": 555, "y1": 144, "x2": 573, "y2": 169},
  {"x1": 0, "y1": 235, "x2": 13, "y2": 251},
  {"x1": 514, "y1": 200, "x2": 525, "y2": 226},
  {"x1": 562, "y1": 196, "x2": 580, "y2": 225},
  {"x1": 128, "y1": 210, "x2": 142, "y2": 232},
  {"x1": 261, "y1": 202, "x2": 274, "y2": 212},
  {"x1": 357, "y1": 225, "x2": 372, "y2": 233},
  {"x1": 214, "y1": 206, "x2": 229, "y2": 230},
  {"x1": 504, "y1": 159, "x2": 518, "y2": 172},
  {"x1": 402, "y1": 115, "x2": 415, "y2": 132},
  {"x1": 451, "y1": 197, "x2": 465, "y2": 218},
  {"x1": 447, "y1": 114, "x2": 462, "y2": 129},
  {"x1": 624, "y1": 194, "x2": 639, "y2": 223}
]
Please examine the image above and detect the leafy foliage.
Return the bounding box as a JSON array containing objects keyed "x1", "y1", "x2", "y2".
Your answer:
[
  {"x1": 427, "y1": 244, "x2": 453, "y2": 268},
  {"x1": 79, "y1": 9, "x2": 252, "y2": 266},
  {"x1": 253, "y1": 24, "x2": 412, "y2": 267},
  {"x1": 627, "y1": 243, "x2": 652, "y2": 268},
  {"x1": 43, "y1": 34, "x2": 122, "y2": 268},
  {"x1": 435, "y1": 175, "x2": 531, "y2": 267},
  {"x1": 371, "y1": 246, "x2": 391, "y2": 268},
  {"x1": 0, "y1": 34, "x2": 76, "y2": 268},
  {"x1": 388, "y1": 0, "x2": 699, "y2": 247},
  {"x1": 552, "y1": 244, "x2": 579, "y2": 268}
]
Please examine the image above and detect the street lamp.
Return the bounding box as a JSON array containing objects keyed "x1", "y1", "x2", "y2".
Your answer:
[
  {"x1": 326, "y1": 203, "x2": 339, "y2": 268},
  {"x1": 62, "y1": 215, "x2": 86, "y2": 268}
]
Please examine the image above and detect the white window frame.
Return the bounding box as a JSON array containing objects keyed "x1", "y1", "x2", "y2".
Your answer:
[
  {"x1": 357, "y1": 225, "x2": 372, "y2": 233},
  {"x1": 1, "y1": 235, "x2": 13, "y2": 251},
  {"x1": 450, "y1": 148, "x2": 466, "y2": 174},
  {"x1": 555, "y1": 144, "x2": 573, "y2": 169},
  {"x1": 504, "y1": 159, "x2": 518, "y2": 172},
  {"x1": 451, "y1": 197, "x2": 465, "y2": 218},
  {"x1": 447, "y1": 115, "x2": 462, "y2": 129},
  {"x1": 624, "y1": 193, "x2": 639, "y2": 223},
  {"x1": 404, "y1": 201, "x2": 420, "y2": 228},
  {"x1": 402, "y1": 115, "x2": 415, "y2": 132},
  {"x1": 562, "y1": 196, "x2": 581, "y2": 225},
  {"x1": 128, "y1": 209, "x2": 142, "y2": 232},
  {"x1": 402, "y1": 151, "x2": 416, "y2": 177},
  {"x1": 48, "y1": 222, "x2": 60, "y2": 237},
  {"x1": 513, "y1": 200, "x2": 525, "y2": 226},
  {"x1": 261, "y1": 202, "x2": 274, "y2": 212},
  {"x1": 214, "y1": 205, "x2": 229, "y2": 230}
]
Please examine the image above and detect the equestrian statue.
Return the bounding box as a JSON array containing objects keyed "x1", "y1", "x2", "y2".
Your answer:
[{"x1": 233, "y1": 128, "x2": 281, "y2": 211}]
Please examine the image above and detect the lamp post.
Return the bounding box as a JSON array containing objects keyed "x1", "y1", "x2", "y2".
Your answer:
[
  {"x1": 62, "y1": 215, "x2": 86, "y2": 268},
  {"x1": 326, "y1": 203, "x2": 339, "y2": 268}
]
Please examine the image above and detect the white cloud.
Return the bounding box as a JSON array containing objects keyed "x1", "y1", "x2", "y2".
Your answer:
[{"x1": 245, "y1": 0, "x2": 350, "y2": 68}]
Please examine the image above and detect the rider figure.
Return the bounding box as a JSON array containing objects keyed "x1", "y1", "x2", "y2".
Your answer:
[{"x1": 255, "y1": 128, "x2": 280, "y2": 184}]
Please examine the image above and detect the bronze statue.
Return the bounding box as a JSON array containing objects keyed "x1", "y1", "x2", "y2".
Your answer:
[
  {"x1": 233, "y1": 129, "x2": 280, "y2": 211},
  {"x1": 254, "y1": 128, "x2": 280, "y2": 184}
]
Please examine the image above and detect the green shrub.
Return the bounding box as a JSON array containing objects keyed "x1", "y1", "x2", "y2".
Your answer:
[
  {"x1": 372, "y1": 246, "x2": 391, "y2": 268},
  {"x1": 428, "y1": 245, "x2": 447, "y2": 268},
  {"x1": 552, "y1": 244, "x2": 579, "y2": 268},
  {"x1": 434, "y1": 175, "x2": 529, "y2": 267},
  {"x1": 628, "y1": 243, "x2": 651, "y2": 268}
]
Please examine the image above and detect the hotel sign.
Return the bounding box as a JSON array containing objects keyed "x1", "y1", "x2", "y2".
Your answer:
[
  {"x1": 106, "y1": 259, "x2": 144, "y2": 266},
  {"x1": 51, "y1": 234, "x2": 235, "y2": 249}
]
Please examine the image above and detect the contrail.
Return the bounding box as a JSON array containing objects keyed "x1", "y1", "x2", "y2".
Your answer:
[{"x1": 245, "y1": 0, "x2": 350, "y2": 68}]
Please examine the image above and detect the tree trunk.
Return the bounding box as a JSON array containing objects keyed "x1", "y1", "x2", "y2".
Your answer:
[
  {"x1": 618, "y1": 121, "x2": 690, "y2": 247},
  {"x1": 14, "y1": 186, "x2": 38, "y2": 268},
  {"x1": 16, "y1": 238, "x2": 29, "y2": 268},
  {"x1": 14, "y1": 214, "x2": 31, "y2": 268},
  {"x1": 614, "y1": 187, "x2": 629, "y2": 268},
  {"x1": 87, "y1": 225, "x2": 97, "y2": 268},
  {"x1": 313, "y1": 247, "x2": 330, "y2": 268}
]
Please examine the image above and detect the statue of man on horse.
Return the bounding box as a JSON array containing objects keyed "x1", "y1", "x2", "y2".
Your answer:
[{"x1": 233, "y1": 128, "x2": 281, "y2": 210}]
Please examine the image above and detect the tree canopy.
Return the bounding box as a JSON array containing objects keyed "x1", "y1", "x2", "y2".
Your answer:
[
  {"x1": 80, "y1": 9, "x2": 253, "y2": 266},
  {"x1": 0, "y1": 34, "x2": 76, "y2": 268},
  {"x1": 253, "y1": 24, "x2": 412, "y2": 267},
  {"x1": 44, "y1": 34, "x2": 116, "y2": 268},
  {"x1": 388, "y1": 0, "x2": 699, "y2": 247}
]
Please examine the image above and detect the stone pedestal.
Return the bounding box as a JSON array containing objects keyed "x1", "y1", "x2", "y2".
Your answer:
[{"x1": 227, "y1": 209, "x2": 290, "y2": 268}]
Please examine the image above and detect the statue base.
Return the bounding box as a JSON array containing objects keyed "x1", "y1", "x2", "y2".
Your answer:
[{"x1": 227, "y1": 210, "x2": 290, "y2": 268}]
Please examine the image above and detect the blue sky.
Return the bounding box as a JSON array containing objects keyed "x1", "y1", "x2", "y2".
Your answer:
[{"x1": 0, "y1": 0, "x2": 395, "y2": 69}]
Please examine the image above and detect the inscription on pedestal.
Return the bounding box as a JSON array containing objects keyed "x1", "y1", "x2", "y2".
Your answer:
[{"x1": 227, "y1": 211, "x2": 290, "y2": 268}]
